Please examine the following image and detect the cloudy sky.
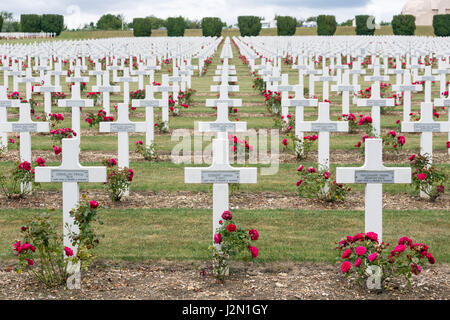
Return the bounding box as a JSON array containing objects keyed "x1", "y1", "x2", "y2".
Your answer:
[{"x1": 4, "y1": 0, "x2": 409, "y2": 29}]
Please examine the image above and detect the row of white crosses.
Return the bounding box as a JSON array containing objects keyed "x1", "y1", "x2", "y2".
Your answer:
[
  {"x1": 236, "y1": 37, "x2": 449, "y2": 202},
  {"x1": 186, "y1": 38, "x2": 257, "y2": 251}
]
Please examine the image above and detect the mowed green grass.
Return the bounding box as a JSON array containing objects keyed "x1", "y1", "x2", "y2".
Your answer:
[
  {"x1": 0, "y1": 32, "x2": 448, "y2": 266},
  {"x1": 0, "y1": 208, "x2": 448, "y2": 263}
]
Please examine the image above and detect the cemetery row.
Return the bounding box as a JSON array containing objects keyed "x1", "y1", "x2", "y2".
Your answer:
[{"x1": 0, "y1": 36, "x2": 448, "y2": 292}]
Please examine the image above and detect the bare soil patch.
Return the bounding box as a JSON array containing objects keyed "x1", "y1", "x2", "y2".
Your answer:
[
  {"x1": 1, "y1": 190, "x2": 448, "y2": 211},
  {"x1": 0, "y1": 261, "x2": 448, "y2": 300}
]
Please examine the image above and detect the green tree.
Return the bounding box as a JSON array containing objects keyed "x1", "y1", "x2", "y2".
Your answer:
[
  {"x1": 20, "y1": 14, "x2": 41, "y2": 32},
  {"x1": 392, "y1": 15, "x2": 416, "y2": 35},
  {"x1": 166, "y1": 16, "x2": 186, "y2": 36},
  {"x1": 237, "y1": 16, "x2": 262, "y2": 36},
  {"x1": 133, "y1": 18, "x2": 152, "y2": 37},
  {"x1": 96, "y1": 14, "x2": 122, "y2": 30},
  {"x1": 433, "y1": 14, "x2": 450, "y2": 37},
  {"x1": 317, "y1": 15, "x2": 337, "y2": 36},
  {"x1": 340, "y1": 19, "x2": 353, "y2": 26},
  {"x1": 41, "y1": 14, "x2": 64, "y2": 35},
  {"x1": 201, "y1": 17, "x2": 222, "y2": 37},
  {"x1": 146, "y1": 15, "x2": 166, "y2": 29},
  {"x1": 276, "y1": 16, "x2": 297, "y2": 36},
  {"x1": 355, "y1": 15, "x2": 376, "y2": 35}
]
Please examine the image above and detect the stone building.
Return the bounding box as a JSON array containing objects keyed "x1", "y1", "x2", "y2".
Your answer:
[{"x1": 401, "y1": 0, "x2": 450, "y2": 25}]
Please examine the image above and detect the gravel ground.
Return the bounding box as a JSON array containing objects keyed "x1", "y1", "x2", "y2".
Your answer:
[
  {"x1": 1, "y1": 189, "x2": 448, "y2": 211},
  {"x1": 0, "y1": 261, "x2": 448, "y2": 300}
]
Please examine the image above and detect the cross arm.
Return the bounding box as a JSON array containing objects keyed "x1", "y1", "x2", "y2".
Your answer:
[
  {"x1": 35, "y1": 166, "x2": 106, "y2": 183},
  {"x1": 0, "y1": 121, "x2": 49, "y2": 133},
  {"x1": 99, "y1": 121, "x2": 147, "y2": 133},
  {"x1": 185, "y1": 167, "x2": 257, "y2": 184}
]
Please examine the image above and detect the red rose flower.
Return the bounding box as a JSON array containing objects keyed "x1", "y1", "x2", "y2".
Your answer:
[
  {"x1": 221, "y1": 211, "x2": 232, "y2": 220},
  {"x1": 341, "y1": 261, "x2": 351, "y2": 273},
  {"x1": 64, "y1": 246, "x2": 74, "y2": 257},
  {"x1": 249, "y1": 229, "x2": 259, "y2": 241},
  {"x1": 226, "y1": 224, "x2": 237, "y2": 232},
  {"x1": 89, "y1": 200, "x2": 99, "y2": 209},
  {"x1": 342, "y1": 249, "x2": 352, "y2": 259},
  {"x1": 248, "y1": 246, "x2": 258, "y2": 258},
  {"x1": 214, "y1": 233, "x2": 222, "y2": 244}
]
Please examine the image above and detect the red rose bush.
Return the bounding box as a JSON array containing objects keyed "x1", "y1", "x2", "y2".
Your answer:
[
  {"x1": 14, "y1": 197, "x2": 102, "y2": 287},
  {"x1": 336, "y1": 232, "x2": 435, "y2": 289},
  {"x1": 209, "y1": 210, "x2": 259, "y2": 282}
]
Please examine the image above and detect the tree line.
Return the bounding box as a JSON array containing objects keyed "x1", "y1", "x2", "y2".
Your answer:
[
  {"x1": 0, "y1": 12, "x2": 64, "y2": 35},
  {"x1": 1, "y1": 12, "x2": 449, "y2": 37}
]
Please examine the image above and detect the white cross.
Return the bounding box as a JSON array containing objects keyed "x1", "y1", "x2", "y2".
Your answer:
[
  {"x1": 131, "y1": 64, "x2": 152, "y2": 90},
  {"x1": 266, "y1": 69, "x2": 282, "y2": 93},
  {"x1": 305, "y1": 64, "x2": 321, "y2": 98},
  {"x1": 35, "y1": 138, "x2": 106, "y2": 289},
  {"x1": 0, "y1": 86, "x2": 20, "y2": 149},
  {"x1": 107, "y1": 58, "x2": 123, "y2": 82},
  {"x1": 357, "y1": 77, "x2": 394, "y2": 136},
  {"x1": 131, "y1": 85, "x2": 165, "y2": 145},
  {"x1": 317, "y1": 67, "x2": 337, "y2": 101},
  {"x1": 402, "y1": 101, "x2": 450, "y2": 173},
  {"x1": 336, "y1": 139, "x2": 411, "y2": 242},
  {"x1": 434, "y1": 84, "x2": 450, "y2": 155},
  {"x1": 155, "y1": 74, "x2": 175, "y2": 128},
  {"x1": 18, "y1": 68, "x2": 39, "y2": 101},
  {"x1": 332, "y1": 55, "x2": 349, "y2": 86},
  {"x1": 206, "y1": 85, "x2": 242, "y2": 108},
  {"x1": 275, "y1": 74, "x2": 297, "y2": 119},
  {"x1": 48, "y1": 61, "x2": 66, "y2": 87},
  {"x1": 332, "y1": 70, "x2": 360, "y2": 115},
  {"x1": 99, "y1": 103, "x2": 146, "y2": 169},
  {"x1": 349, "y1": 56, "x2": 366, "y2": 104},
  {"x1": 117, "y1": 68, "x2": 138, "y2": 105},
  {"x1": 417, "y1": 66, "x2": 439, "y2": 103},
  {"x1": 0, "y1": 101, "x2": 49, "y2": 192},
  {"x1": 432, "y1": 59, "x2": 450, "y2": 98},
  {"x1": 0, "y1": 64, "x2": 12, "y2": 90},
  {"x1": 185, "y1": 119, "x2": 256, "y2": 244},
  {"x1": 392, "y1": 71, "x2": 422, "y2": 122},
  {"x1": 33, "y1": 57, "x2": 51, "y2": 81},
  {"x1": 91, "y1": 72, "x2": 120, "y2": 116},
  {"x1": 297, "y1": 102, "x2": 348, "y2": 170},
  {"x1": 89, "y1": 61, "x2": 107, "y2": 87},
  {"x1": 58, "y1": 68, "x2": 93, "y2": 136},
  {"x1": 388, "y1": 55, "x2": 406, "y2": 95},
  {"x1": 292, "y1": 63, "x2": 307, "y2": 87},
  {"x1": 288, "y1": 83, "x2": 319, "y2": 154},
  {"x1": 34, "y1": 73, "x2": 62, "y2": 119}
]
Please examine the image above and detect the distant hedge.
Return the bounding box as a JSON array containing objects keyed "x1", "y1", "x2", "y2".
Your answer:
[
  {"x1": 20, "y1": 14, "x2": 41, "y2": 32},
  {"x1": 355, "y1": 15, "x2": 375, "y2": 35},
  {"x1": 201, "y1": 17, "x2": 222, "y2": 37},
  {"x1": 133, "y1": 18, "x2": 152, "y2": 37},
  {"x1": 276, "y1": 16, "x2": 297, "y2": 36},
  {"x1": 317, "y1": 15, "x2": 336, "y2": 36},
  {"x1": 391, "y1": 15, "x2": 416, "y2": 35},
  {"x1": 41, "y1": 14, "x2": 64, "y2": 35},
  {"x1": 433, "y1": 14, "x2": 450, "y2": 37},
  {"x1": 166, "y1": 17, "x2": 186, "y2": 37},
  {"x1": 237, "y1": 16, "x2": 261, "y2": 36},
  {"x1": 0, "y1": 17, "x2": 3, "y2": 32}
]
